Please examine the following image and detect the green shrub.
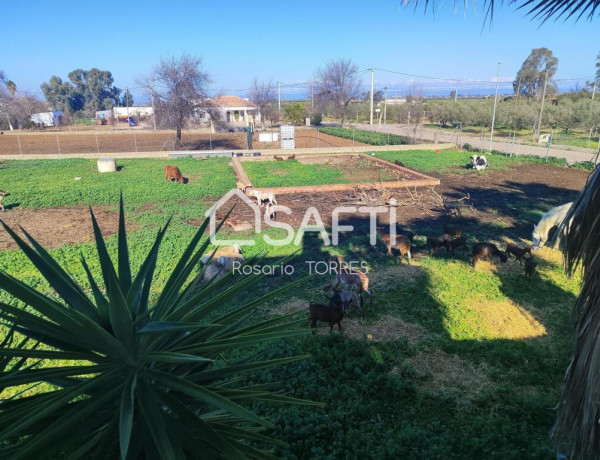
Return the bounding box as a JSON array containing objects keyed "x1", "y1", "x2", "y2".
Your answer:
[
  {"x1": 310, "y1": 114, "x2": 322, "y2": 126},
  {"x1": 318, "y1": 127, "x2": 408, "y2": 145}
]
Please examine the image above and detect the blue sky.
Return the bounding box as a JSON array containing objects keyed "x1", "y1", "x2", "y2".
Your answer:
[{"x1": 1, "y1": 0, "x2": 597, "y2": 100}]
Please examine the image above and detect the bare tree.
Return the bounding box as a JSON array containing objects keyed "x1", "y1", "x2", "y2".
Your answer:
[
  {"x1": 138, "y1": 54, "x2": 222, "y2": 145},
  {"x1": 314, "y1": 58, "x2": 362, "y2": 126},
  {"x1": 249, "y1": 78, "x2": 277, "y2": 127}
]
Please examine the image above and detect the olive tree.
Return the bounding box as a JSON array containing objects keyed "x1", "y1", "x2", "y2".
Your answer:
[{"x1": 314, "y1": 58, "x2": 362, "y2": 125}]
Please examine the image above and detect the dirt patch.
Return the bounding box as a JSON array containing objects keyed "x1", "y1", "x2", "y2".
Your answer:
[
  {"x1": 253, "y1": 129, "x2": 368, "y2": 149},
  {"x1": 344, "y1": 315, "x2": 425, "y2": 343},
  {"x1": 0, "y1": 206, "x2": 125, "y2": 250},
  {"x1": 403, "y1": 350, "x2": 492, "y2": 403}
]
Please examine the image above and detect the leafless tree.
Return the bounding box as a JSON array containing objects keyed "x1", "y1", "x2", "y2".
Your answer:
[
  {"x1": 138, "y1": 54, "x2": 223, "y2": 145},
  {"x1": 249, "y1": 78, "x2": 277, "y2": 127},
  {"x1": 406, "y1": 86, "x2": 425, "y2": 142},
  {"x1": 314, "y1": 58, "x2": 362, "y2": 125}
]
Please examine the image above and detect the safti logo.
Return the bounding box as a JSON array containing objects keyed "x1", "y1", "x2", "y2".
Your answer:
[{"x1": 205, "y1": 189, "x2": 400, "y2": 247}]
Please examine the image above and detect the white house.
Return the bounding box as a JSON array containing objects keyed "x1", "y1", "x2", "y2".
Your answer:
[
  {"x1": 209, "y1": 96, "x2": 261, "y2": 126},
  {"x1": 31, "y1": 111, "x2": 63, "y2": 127}
]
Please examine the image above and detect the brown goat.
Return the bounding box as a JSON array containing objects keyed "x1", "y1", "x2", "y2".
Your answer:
[
  {"x1": 448, "y1": 236, "x2": 468, "y2": 255},
  {"x1": 443, "y1": 222, "x2": 463, "y2": 237},
  {"x1": 273, "y1": 156, "x2": 284, "y2": 161},
  {"x1": 506, "y1": 242, "x2": 532, "y2": 264},
  {"x1": 472, "y1": 242, "x2": 507, "y2": 268},
  {"x1": 309, "y1": 302, "x2": 347, "y2": 332},
  {"x1": 287, "y1": 155, "x2": 296, "y2": 160},
  {"x1": 164, "y1": 165, "x2": 183, "y2": 183},
  {"x1": 236, "y1": 181, "x2": 251, "y2": 193},
  {"x1": 427, "y1": 235, "x2": 451, "y2": 255},
  {"x1": 377, "y1": 228, "x2": 411, "y2": 263},
  {"x1": 523, "y1": 253, "x2": 537, "y2": 279},
  {"x1": 329, "y1": 255, "x2": 371, "y2": 307}
]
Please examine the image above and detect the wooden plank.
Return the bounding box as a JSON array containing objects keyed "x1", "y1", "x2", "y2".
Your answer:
[
  {"x1": 256, "y1": 178, "x2": 439, "y2": 195},
  {"x1": 357, "y1": 153, "x2": 438, "y2": 182},
  {"x1": 231, "y1": 157, "x2": 251, "y2": 184}
]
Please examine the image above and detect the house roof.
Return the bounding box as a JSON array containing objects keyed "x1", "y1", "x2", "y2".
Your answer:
[{"x1": 212, "y1": 96, "x2": 258, "y2": 109}]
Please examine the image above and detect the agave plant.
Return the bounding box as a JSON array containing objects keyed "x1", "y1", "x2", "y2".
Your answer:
[{"x1": 0, "y1": 197, "x2": 316, "y2": 459}]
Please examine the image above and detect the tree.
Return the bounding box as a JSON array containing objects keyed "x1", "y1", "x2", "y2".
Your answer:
[
  {"x1": 362, "y1": 90, "x2": 383, "y2": 103},
  {"x1": 249, "y1": 78, "x2": 277, "y2": 127},
  {"x1": 67, "y1": 68, "x2": 121, "y2": 114},
  {"x1": 283, "y1": 102, "x2": 306, "y2": 125},
  {"x1": 41, "y1": 76, "x2": 78, "y2": 113},
  {"x1": 595, "y1": 51, "x2": 600, "y2": 84},
  {"x1": 314, "y1": 58, "x2": 362, "y2": 125},
  {"x1": 139, "y1": 54, "x2": 222, "y2": 144},
  {"x1": 120, "y1": 89, "x2": 134, "y2": 107},
  {"x1": 513, "y1": 48, "x2": 558, "y2": 98}
]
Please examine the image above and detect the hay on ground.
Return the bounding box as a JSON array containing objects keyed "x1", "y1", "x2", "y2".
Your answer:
[{"x1": 344, "y1": 314, "x2": 425, "y2": 344}]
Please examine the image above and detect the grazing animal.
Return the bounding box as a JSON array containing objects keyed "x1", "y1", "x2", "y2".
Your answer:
[
  {"x1": 427, "y1": 235, "x2": 451, "y2": 255},
  {"x1": 287, "y1": 155, "x2": 296, "y2": 160},
  {"x1": 377, "y1": 228, "x2": 411, "y2": 263},
  {"x1": 164, "y1": 165, "x2": 184, "y2": 183},
  {"x1": 443, "y1": 193, "x2": 471, "y2": 216},
  {"x1": 443, "y1": 222, "x2": 462, "y2": 237},
  {"x1": 247, "y1": 189, "x2": 277, "y2": 208},
  {"x1": 200, "y1": 245, "x2": 242, "y2": 264},
  {"x1": 323, "y1": 285, "x2": 362, "y2": 312},
  {"x1": 532, "y1": 202, "x2": 573, "y2": 250},
  {"x1": 0, "y1": 190, "x2": 10, "y2": 212},
  {"x1": 469, "y1": 155, "x2": 489, "y2": 171},
  {"x1": 273, "y1": 156, "x2": 284, "y2": 161},
  {"x1": 309, "y1": 302, "x2": 347, "y2": 332},
  {"x1": 506, "y1": 242, "x2": 532, "y2": 263},
  {"x1": 394, "y1": 160, "x2": 405, "y2": 167},
  {"x1": 329, "y1": 255, "x2": 372, "y2": 307},
  {"x1": 225, "y1": 219, "x2": 253, "y2": 232},
  {"x1": 472, "y1": 242, "x2": 507, "y2": 267},
  {"x1": 523, "y1": 253, "x2": 537, "y2": 279},
  {"x1": 237, "y1": 181, "x2": 251, "y2": 193},
  {"x1": 448, "y1": 236, "x2": 467, "y2": 255},
  {"x1": 265, "y1": 202, "x2": 276, "y2": 220}
]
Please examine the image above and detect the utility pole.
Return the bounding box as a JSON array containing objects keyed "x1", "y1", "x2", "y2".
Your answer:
[
  {"x1": 126, "y1": 87, "x2": 131, "y2": 130},
  {"x1": 489, "y1": 61, "x2": 503, "y2": 151},
  {"x1": 383, "y1": 86, "x2": 388, "y2": 124},
  {"x1": 535, "y1": 70, "x2": 549, "y2": 139},
  {"x1": 454, "y1": 87, "x2": 458, "y2": 102},
  {"x1": 369, "y1": 68, "x2": 374, "y2": 125},
  {"x1": 278, "y1": 81, "x2": 281, "y2": 114},
  {"x1": 311, "y1": 84, "x2": 314, "y2": 109}
]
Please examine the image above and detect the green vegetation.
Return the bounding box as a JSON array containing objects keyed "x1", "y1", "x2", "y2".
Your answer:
[
  {"x1": 318, "y1": 127, "x2": 409, "y2": 145},
  {"x1": 0, "y1": 154, "x2": 585, "y2": 457}
]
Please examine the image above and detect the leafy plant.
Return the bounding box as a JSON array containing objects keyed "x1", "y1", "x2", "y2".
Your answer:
[
  {"x1": 318, "y1": 127, "x2": 408, "y2": 145},
  {"x1": 0, "y1": 197, "x2": 317, "y2": 459}
]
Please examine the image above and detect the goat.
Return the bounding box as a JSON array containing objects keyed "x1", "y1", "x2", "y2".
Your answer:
[
  {"x1": 237, "y1": 181, "x2": 251, "y2": 193},
  {"x1": 472, "y1": 242, "x2": 507, "y2": 268},
  {"x1": 532, "y1": 202, "x2": 573, "y2": 250},
  {"x1": 427, "y1": 235, "x2": 451, "y2": 255},
  {"x1": 506, "y1": 242, "x2": 532, "y2": 264},
  {"x1": 443, "y1": 222, "x2": 462, "y2": 237},
  {"x1": 200, "y1": 245, "x2": 242, "y2": 265},
  {"x1": 247, "y1": 189, "x2": 277, "y2": 208},
  {"x1": 287, "y1": 155, "x2": 296, "y2": 160},
  {"x1": 523, "y1": 253, "x2": 537, "y2": 280},
  {"x1": 164, "y1": 165, "x2": 184, "y2": 183},
  {"x1": 377, "y1": 228, "x2": 411, "y2": 264},
  {"x1": 322, "y1": 285, "x2": 362, "y2": 311},
  {"x1": 225, "y1": 219, "x2": 253, "y2": 232},
  {"x1": 469, "y1": 155, "x2": 489, "y2": 171},
  {"x1": 273, "y1": 156, "x2": 284, "y2": 161},
  {"x1": 443, "y1": 193, "x2": 471, "y2": 216},
  {"x1": 309, "y1": 302, "x2": 347, "y2": 332},
  {"x1": 200, "y1": 250, "x2": 245, "y2": 283},
  {"x1": 329, "y1": 255, "x2": 371, "y2": 307},
  {"x1": 448, "y1": 236, "x2": 467, "y2": 255},
  {"x1": 265, "y1": 202, "x2": 276, "y2": 220},
  {"x1": 0, "y1": 190, "x2": 10, "y2": 212}
]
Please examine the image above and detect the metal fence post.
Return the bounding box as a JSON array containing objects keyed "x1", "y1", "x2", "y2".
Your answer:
[{"x1": 16, "y1": 134, "x2": 22, "y2": 155}]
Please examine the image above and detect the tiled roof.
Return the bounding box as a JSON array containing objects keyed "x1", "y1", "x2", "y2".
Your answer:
[{"x1": 212, "y1": 95, "x2": 258, "y2": 108}]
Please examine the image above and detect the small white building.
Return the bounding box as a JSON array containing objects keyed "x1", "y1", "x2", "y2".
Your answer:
[
  {"x1": 209, "y1": 96, "x2": 261, "y2": 126},
  {"x1": 31, "y1": 111, "x2": 63, "y2": 127}
]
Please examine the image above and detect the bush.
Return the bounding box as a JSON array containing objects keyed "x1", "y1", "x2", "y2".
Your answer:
[
  {"x1": 318, "y1": 127, "x2": 408, "y2": 145},
  {"x1": 310, "y1": 114, "x2": 322, "y2": 126},
  {"x1": 283, "y1": 102, "x2": 306, "y2": 125}
]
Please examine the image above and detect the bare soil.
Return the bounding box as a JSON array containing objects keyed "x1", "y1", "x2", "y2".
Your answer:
[
  {"x1": 0, "y1": 129, "x2": 366, "y2": 155},
  {"x1": 0, "y1": 206, "x2": 124, "y2": 250}
]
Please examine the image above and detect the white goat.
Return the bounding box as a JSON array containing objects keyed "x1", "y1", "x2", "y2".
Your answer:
[{"x1": 247, "y1": 189, "x2": 277, "y2": 208}]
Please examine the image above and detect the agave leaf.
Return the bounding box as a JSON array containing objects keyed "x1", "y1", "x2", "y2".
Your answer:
[
  {"x1": 147, "y1": 369, "x2": 274, "y2": 428},
  {"x1": 138, "y1": 322, "x2": 222, "y2": 334},
  {"x1": 137, "y1": 385, "x2": 177, "y2": 459},
  {"x1": 106, "y1": 274, "x2": 135, "y2": 351},
  {"x1": 117, "y1": 195, "x2": 132, "y2": 294},
  {"x1": 211, "y1": 423, "x2": 286, "y2": 446},
  {"x1": 88, "y1": 206, "x2": 120, "y2": 303},
  {"x1": 0, "y1": 364, "x2": 109, "y2": 387},
  {"x1": 80, "y1": 254, "x2": 109, "y2": 321},
  {"x1": 141, "y1": 352, "x2": 213, "y2": 364},
  {"x1": 63, "y1": 430, "x2": 105, "y2": 460},
  {"x1": 119, "y1": 372, "x2": 137, "y2": 460},
  {"x1": 0, "y1": 348, "x2": 103, "y2": 362}
]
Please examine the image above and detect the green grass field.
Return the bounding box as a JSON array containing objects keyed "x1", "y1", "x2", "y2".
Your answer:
[{"x1": 0, "y1": 153, "x2": 583, "y2": 458}]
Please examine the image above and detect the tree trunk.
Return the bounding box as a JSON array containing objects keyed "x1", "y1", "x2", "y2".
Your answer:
[{"x1": 176, "y1": 125, "x2": 182, "y2": 149}]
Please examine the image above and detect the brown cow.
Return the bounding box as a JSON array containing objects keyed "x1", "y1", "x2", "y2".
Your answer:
[{"x1": 164, "y1": 165, "x2": 183, "y2": 183}]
